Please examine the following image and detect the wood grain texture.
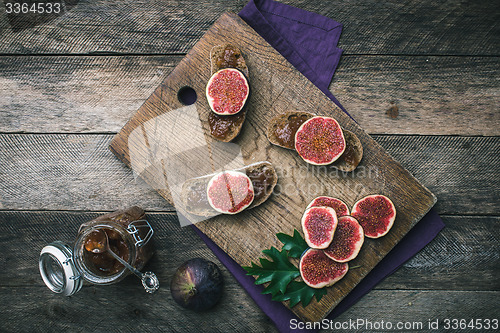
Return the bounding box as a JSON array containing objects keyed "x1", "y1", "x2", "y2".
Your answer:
[
  {"x1": 1, "y1": 286, "x2": 497, "y2": 333},
  {"x1": 0, "y1": 56, "x2": 180, "y2": 133},
  {"x1": 1, "y1": 55, "x2": 497, "y2": 135},
  {"x1": 1, "y1": 212, "x2": 497, "y2": 291},
  {"x1": 0, "y1": 134, "x2": 172, "y2": 211},
  {"x1": 1, "y1": 134, "x2": 498, "y2": 215},
  {"x1": 0, "y1": 211, "x2": 498, "y2": 331},
  {"x1": 0, "y1": 0, "x2": 246, "y2": 54},
  {"x1": 335, "y1": 290, "x2": 500, "y2": 329},
  {"x1": 0, "y1": 213, "x2": 277, "y2": 332},
  {"x1": 0, "y1": 0, "x2": 498, "y2": 55},
  {"x1": 109, "y1": 13, "x2": 435, "y2": 322},
  {"x1": 1, "y1": 287, "x2": 497, "y2": 333},
  {"x1": 374, "y1": 135, "x2": 500, "y2": 216},
  {"x1": 334, "y1": 56, "x2": 500, "y2": 135},
  {"x1": 379, "y1": 215, "x2": 500, "y2": 291}
]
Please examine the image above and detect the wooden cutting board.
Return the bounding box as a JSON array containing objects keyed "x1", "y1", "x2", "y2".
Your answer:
[{"x1": 110, "y1": 12, "x2": 436, "y2": 322}]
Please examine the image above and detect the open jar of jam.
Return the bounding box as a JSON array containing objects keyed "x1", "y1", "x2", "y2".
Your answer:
[{"x1": 39, "y1": 206, "x2": 156, "y2": 296}]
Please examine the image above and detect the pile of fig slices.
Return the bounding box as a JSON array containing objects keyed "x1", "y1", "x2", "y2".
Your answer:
[{"x1": 299, "y1": 194, "x2": 396, "y2": 288}]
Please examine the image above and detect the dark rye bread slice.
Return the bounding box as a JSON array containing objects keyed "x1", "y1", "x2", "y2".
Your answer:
[
  {"x1": 266, "y1": 111, "x2": 315, "y2": 150},
  {"x1": 210, "y1": 44, "x2": 249, "y2": 76},
  {"x1": 181, "y1": 161, "x2": 278, "y2": 217},
  {"x1": 267, "y1": 111, "x2": 363, "y2": 172},
  {"x1": 207, "y1": 44, "x2": 249, "y2": 143},
  {"x1": 333, "y1": 129, "x2": 363, "y2": 172}
]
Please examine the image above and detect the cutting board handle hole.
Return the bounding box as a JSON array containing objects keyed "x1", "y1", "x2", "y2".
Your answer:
[{"x1": 178, "y1": 86, "x2": 197, "y2": 105}]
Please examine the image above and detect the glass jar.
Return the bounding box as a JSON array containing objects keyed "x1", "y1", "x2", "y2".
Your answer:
[{"x1": 39, "y1": 207, "x2": 155, "y2": 296}]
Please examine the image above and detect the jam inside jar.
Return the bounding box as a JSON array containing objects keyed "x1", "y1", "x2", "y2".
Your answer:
[
  {"x1": 73, "y1": 207, "x2": 154, "y2": 285},
  {"x1": 83, "y1": 228, "x2": 131, "y2": 276}
]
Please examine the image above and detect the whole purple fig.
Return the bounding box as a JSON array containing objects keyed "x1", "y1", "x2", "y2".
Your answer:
[{"x1": 170, "y1": 258, "x2": 223, "y2": 311}]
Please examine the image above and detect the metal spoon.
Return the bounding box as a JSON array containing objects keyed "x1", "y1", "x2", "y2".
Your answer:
[{"x1": 96, "y1": 229, "x2": 159, "y2": 293}]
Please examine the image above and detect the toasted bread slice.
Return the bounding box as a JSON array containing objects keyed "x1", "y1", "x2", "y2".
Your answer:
[
  {"x1": 267, "y1": 111, "x2": 363, "y2": 171},
  {"x1": 208, "y1": 111, "x2": 247, "y2": 143},
  {"x1": 181, "y1": 161, "x2": 277, "y2": 217},
  {"x1": 266, "y1": 111, "x2": 315, "y2": 149},
  {"x1": 332, "y1": 129, "x2": 363, "y2": 172},
  {"x1": 208, "y1": 44, "x2": 250, "y2": 142},
  {"x1": 210, "y1": 44, "x2": 249, "y2": 76}
]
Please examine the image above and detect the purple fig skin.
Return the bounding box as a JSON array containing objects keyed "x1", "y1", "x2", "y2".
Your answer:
[{"x1": 170, "y1": 258, "x2": 224, "y2": 311}]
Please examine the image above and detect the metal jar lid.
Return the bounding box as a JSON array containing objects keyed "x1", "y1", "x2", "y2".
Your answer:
[{"x1": 39, "y1": 241, "x2": 83, "y2": 296}]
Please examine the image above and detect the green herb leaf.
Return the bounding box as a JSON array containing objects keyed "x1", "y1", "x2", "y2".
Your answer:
[
  {"x1": 277, "y1": 229, "x2": 309, "y2": 258},
  {"x1": 272, "y1": 281, "x2": 328, "y2": 308},
  {"x1": 242, "y1": 246, "x2": 300, "y2": 296},
  {"x1": 244, "y1": 231, "x2": 328, "y2": 307}
]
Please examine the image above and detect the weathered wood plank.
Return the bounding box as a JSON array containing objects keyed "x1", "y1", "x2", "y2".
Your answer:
[
  {"x1": 0, "y1": 0, "x2": 498, "y2": 55},
  {"x1": 0, "y1": 286, "x2": 497, "y2": 332},
  {"x1": 376, "y1": 135, "x2": 500, "y2": 215},
  {"x1": 0, "y1": 134, "x2": 171, "y2": 211},
  {"x1": 379, "y1": 215, "x2": 500, "y2": 291},
  {"x1": 0, "y1": 286, "x2": 278, "y2": 332},
  {"x1": 374, "y1": 135, "x2": 500, "y2": 215},
  {"x1": 0, "y1": 0, "x2": 246, "y2": 55},
  {"x1": 334, "y1": 56, "x2": 500, "y2": 135},
  {"x1": 1, "y1": 55, "x2": 497, "y2": 135},
  {"x1": 0, "y1": 134, "x2": 497, "y2": 215},
  {"x1": 0, "y1": 212, "x2": 497, "y2": 291},
  {"x1": 335, "y1": 290, "x2": 499, "y2": 331},
  {"x1": 0, "y1": 56, "x2": 181, "y2": 133}
]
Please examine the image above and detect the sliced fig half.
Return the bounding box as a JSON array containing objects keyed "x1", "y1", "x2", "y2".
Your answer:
[
  {"x1": 351, "y1": 194, "x2": 396, "y2": 238},
  {"x1": 295, "y1": 116, "x2": 346, "y2": 165},
  {"x1": 301, "y1": 206, "x2": 338, "y2": 249},
  {"x1": 182, "y1": 162, "x2": 277, "y2": 217},
  {"x1": 299, "y1": 248, "x2": 348, "y2": 288},
  {"x1": 206, "y1": 170, "x2": 254, "y2": 214},
  {"x1": 306, "y1": 196, "x2": 350, "y2": 217},
  {"x1": 206, "y1": 68, "x2": 249, "y2": 116},
  {"x1": 267, "y1": 112, "x2": 363, "y2": 171},
  {"x1": 324, "y1": 216, "x2": 364, "y2": 262}
]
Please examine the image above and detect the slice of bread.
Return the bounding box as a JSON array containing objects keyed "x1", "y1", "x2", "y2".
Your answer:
[
  {"x1": 207, "y1": 44, "x2": 250, "y2": 142},
  {"x1": 208, "y1": 110, "x2": 247, "y2": 143},
  {"x1": 181, "y1": 161, "x2": 277, "y2": 217},
  {"x1": 332, "y1": 129, "x2": 363, "y2": 172},
  {"x1": 267, "y1": 111, "x2": 363, "y2": 171},
  {"x1": 266, "y1": 111, "x2": 315, "y2": 149},
  {"x1": 210, "y1": 44, "x2": 249, "y2": 76}
]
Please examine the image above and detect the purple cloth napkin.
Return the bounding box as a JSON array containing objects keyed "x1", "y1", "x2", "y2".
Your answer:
[{"x1": 193, "y1": 1, "x2": 445, "y2": 332}]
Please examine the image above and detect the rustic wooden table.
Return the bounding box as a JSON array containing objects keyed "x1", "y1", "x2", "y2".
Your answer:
[{"x1": 0, "y1": 0, "x2": 498, "y2": 332}]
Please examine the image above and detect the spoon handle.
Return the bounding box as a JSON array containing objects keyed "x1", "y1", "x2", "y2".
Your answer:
[
  {"x1": 106, "y1": 248, "x2": 159, "y2": 293},
  {"x1": 107, "y1": 248, "x2": 143, "y2": 278}
]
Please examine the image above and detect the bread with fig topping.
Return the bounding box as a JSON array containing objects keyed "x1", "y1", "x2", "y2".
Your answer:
[
  {"x1": 207, "y1": 44, "x2": 249, "y2": 143},
  {"x1": 181, "y1": 161, "x2": 277, "y2": 217},
  {"x1": 267, "y1": 111, "x2": 363, "y2": 172}
]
